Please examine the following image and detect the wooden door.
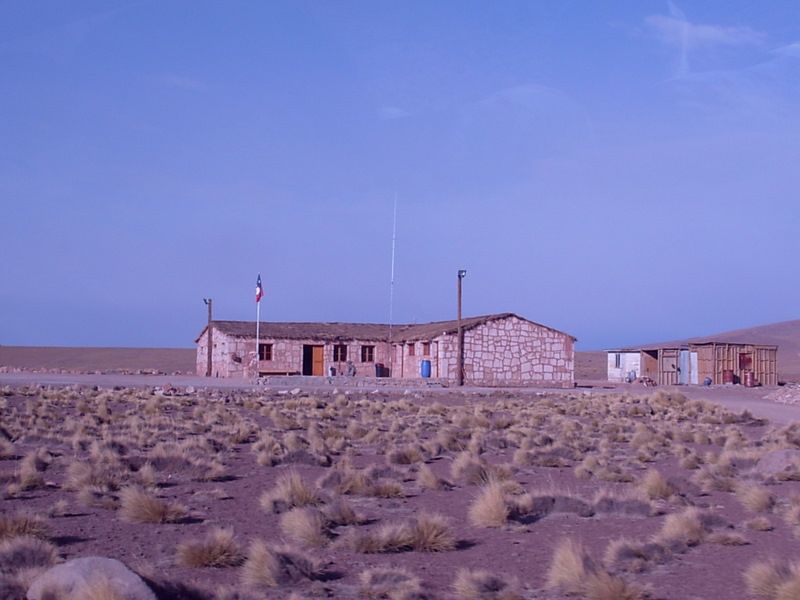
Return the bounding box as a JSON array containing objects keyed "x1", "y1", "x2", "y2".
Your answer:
[{"x1": 312, "y1": 346, "x2": 324, "y2": 376}]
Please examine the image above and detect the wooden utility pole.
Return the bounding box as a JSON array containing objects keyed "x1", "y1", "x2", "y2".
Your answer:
[
  {"x1": 203, "y1": 298, "x2": 213, "y2": 377},
  {"x1": 457, "y1": 270, "x2": 466, "y2": 386}
]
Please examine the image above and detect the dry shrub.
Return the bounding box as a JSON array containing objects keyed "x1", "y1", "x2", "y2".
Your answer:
[
  {"x1": 737, "y1": 483, "x2": 775, "y2": 513},
  {"x1": 260, "y1": 471, "x2": 321, "y2": 513},
  {"x1": 746, "y1": 516, "x2": 774, "y2": 531},
  {"x1": 279, "y1": 507, "x2": 330, "y2": 547},
  {"x1": 452, "y1": 568, "x2": 521, "y2": 599},
  {"x1": 582, "y1": 570, "x2": 650, "y2": 600},
  {"x1": 118, "y1": 486, "x2": 187, "y2": 524},
  {"x1": 240, "y1": 541, "x2": 320, "y2": 587},
  {"x1": 637, "y1": 469, "x2": 674, "y2": 500},
  {"x1": 707, "y1": 531, "x2": 748, "y2": 546},
  {"x1": 370, "y1": 480, "x2": 405, "y2": 499},
  {"x1": 387, "y1": 445, "x2": 425, "y2": 465},
  {"x1": 77, "y1": 484, "x2": 119, "y2": 510},
  {"x1": 416, "y1": 464, "x2": 450, "y2": 491},
  {"x1": 468, "y1": 481, "x2": 509, "y2": 528},
  {"x1": 784, "y1": 504, "x2": 800, "y2": 526},
  {"x1": 406, "y1": 511, "x2": 456, "y2": 552},
  {"x1": 656, "y1": 507, "x2": 712, "y2": 547},
  {"x1": 0, "y1": 536, "x2": 60, "y2": 575},
  {"x1": 744, "y1": 560, "x2": 793, "y2": 598},
  {"x1": 345, "y1": 512, "x2": 455, "y2": 554},
  {"x1": 0, "y1": 512, "x2": 50, "y2": 540},
  {"x1": 321, "y1": 498, "x2": 364, "y2": 526},
  {"x1": 691, "y1": 467, "x2": 735, "y2": 493},
  {"x1": 359, "y1": 567, "x2": 422, "y2": 599},
  {"x1": 593, "y1": 490, "x2": 653, "y2": 517},
  {"x1": 450, "y1": 453, "x2": 510, "y2": 485},
  {"x1": 546, "y1": 538, "x2": 592, "y2": 590},
  {"x1": 547, "y1": 538, "x2": 648, "y2": 599},
  {"x1": 175, "y1": 527, "x2": 243, "y2": 568},
  {"x1": 603, "y1": 538, "x2": 671, "y2": 573},
  {"x1": 317, "y1": 465, "x2": 371, "y2": 495},
  {"x1": 0, "y1": 438, "x2": 15, "y2": 460}
]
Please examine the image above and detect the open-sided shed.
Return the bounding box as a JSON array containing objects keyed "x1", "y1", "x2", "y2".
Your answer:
[{"x1": 607, "y1": 342, "x2": 778, "y2": 386}]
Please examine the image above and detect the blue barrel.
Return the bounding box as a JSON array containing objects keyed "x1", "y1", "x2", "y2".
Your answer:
[{"x1": 420, "y1": 360, "x2": 431, "y2": 378}]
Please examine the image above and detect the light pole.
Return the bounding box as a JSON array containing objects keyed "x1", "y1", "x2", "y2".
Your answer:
[
  {"x1": 203, "y1": 298, "x2": 213, "y2": 377},
  {"x1": 457, "y1": 270, "x2": 467, "y2": 386}
]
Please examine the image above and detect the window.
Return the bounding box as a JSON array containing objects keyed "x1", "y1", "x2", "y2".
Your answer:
[
  {"x1": 259, "y1": 343, "x2": 273, "y2": 361},
  {"x1": 361, "y1": 345, "x2": 375, "y2": 362},
  {"x1": 614, "y1": 353, "x2": 621, "y2": 369},
  {"x1": 333, "y1": 345, "x2": 347, "y2": 362},
  {"x1": 408, "y1": 343, "x2": 415, "y2": 356},
  {"x1": 422, "y1": 342, "x2": 431, "y2": 355}
]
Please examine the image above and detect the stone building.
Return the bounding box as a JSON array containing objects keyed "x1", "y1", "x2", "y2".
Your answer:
[{"x1": 196, "y1": 313, "x2": 575, "y2": 387}]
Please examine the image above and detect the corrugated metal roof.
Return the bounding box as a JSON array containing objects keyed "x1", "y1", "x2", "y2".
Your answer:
[{"x1": 197, "y1": 313, "x2": 576, "y2": 343}]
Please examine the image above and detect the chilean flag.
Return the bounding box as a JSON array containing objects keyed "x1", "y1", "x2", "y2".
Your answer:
[{"x1": 255, "y1": 274, "x2": 263, "y2": 303}]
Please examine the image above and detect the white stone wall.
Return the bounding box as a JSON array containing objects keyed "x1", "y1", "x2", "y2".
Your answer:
[
  {"x1": 606, "y1": 352, "x2": 641, "y2": 382},
  {"x1": 392, "y1": 316, "x2": 574, "y2": 387},
  {"x1": 461, "y1": 316, "x2": 574, "y2": 387}
]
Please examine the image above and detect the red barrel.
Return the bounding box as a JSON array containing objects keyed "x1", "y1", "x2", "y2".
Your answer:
[
  {"x1": 744, "y1": 371, "x2": 756, "y2": 387},
  {"x1": 722, "y1": 370, "x2": 735, "y2": 384}
]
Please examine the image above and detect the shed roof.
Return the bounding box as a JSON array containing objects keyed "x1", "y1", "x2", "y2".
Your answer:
[
  {"x1": 607, "y1": 341, "x2": 778, "y2": 353},
  {"x1": 196, "y1": 313, "x2": 576, "y2": 344}
]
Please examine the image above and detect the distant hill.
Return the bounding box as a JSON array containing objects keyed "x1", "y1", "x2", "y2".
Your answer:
[
  {"x1": 0, "y1": 347, "x2": 195, "y2": 374},
  {"x1": 576, "y1": 319, "x2": 800, "y2": 383}
]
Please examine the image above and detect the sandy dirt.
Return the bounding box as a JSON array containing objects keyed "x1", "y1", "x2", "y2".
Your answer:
[{"x1": 3, "y1": 374, "x2": 800, "y2": 600}]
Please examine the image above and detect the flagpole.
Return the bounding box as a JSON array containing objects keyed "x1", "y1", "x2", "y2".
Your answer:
[{"x1": 255, "y1": 273, "x2": 262, "y2": 378}]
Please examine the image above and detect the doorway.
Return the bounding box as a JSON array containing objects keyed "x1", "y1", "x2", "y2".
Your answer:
[{"x1": 302, "y1": 345, "x2": 324, "y2": 376}]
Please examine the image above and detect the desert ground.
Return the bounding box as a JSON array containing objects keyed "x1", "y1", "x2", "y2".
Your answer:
[{"x1": 3, "y1": 346, "x2": 800, "y2": 600}]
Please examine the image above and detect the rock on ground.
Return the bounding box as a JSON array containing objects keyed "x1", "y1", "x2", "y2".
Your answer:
[{"x1": 27, "y1": 557, "x2": 157, "y2": 600}]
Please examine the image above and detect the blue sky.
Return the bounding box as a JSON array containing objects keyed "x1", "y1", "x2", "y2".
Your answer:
[{"x1": 2, "y1": 1, "x2": 799, "y2": 350}]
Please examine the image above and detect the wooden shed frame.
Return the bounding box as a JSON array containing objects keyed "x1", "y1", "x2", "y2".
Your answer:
[{"x1": 608, "y1": 342, "x2": 778, "y2": 386}]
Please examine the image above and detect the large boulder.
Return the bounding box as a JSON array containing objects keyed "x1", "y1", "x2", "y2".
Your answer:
[
  {"x1": 27, "y1": 557, "x2": 156, "y2": 600},
  {"x1": 755, "y1": 449, "x2": 800, "y2": 475}
]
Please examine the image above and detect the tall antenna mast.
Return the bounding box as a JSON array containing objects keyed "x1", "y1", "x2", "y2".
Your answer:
[{"x1": 389, "y1": 193, "x2": 398, "y2": 340}]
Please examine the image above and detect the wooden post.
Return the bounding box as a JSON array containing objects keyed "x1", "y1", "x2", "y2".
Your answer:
[
  {"x1": 457, "y1": 270, "x2": 466, "y2": 386},
  {"x1": 204, "y1": 298, "x2": 213, "y2": 377}
]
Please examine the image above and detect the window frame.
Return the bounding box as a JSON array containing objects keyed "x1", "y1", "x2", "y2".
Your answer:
[
  {"x1": 360, "y1": 345, "x2": 375, "y2": 362},
  {"x1": 333, "y1": 344, "x2": 348, "y2": 362},
  {"x1": 259, "y1": 343, "x2": 273, "y2": 361}
]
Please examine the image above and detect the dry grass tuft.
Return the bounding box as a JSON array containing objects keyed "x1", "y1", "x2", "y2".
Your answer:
[
  {"x1": 387, "y1": 445, "x2": 425, "y2": 465},
  {"x1": 656, "y1": 507, "x2": 710, "y2": 547},
  {"x1": 279, "y1": 507, "x2": 330, "y2": 547},
  {"x1": 344, "y1": 511, "x2": 455, "y2": 554},
  {"x1": 467, "y1": 481, "x2": 509, "y2": 528},
  {"x1": 452, "y1": 568, "x2": 521, "y2": 599},
  {"x1": 175, "y1": 527, "x2": 244, "y2": 568},
  {"x1": 406, "y1": 511, "x2": 456, "y2": 552},
  {"x1": 736, "y1": 483, "x2": 775, "y2": 513},
  {"x1": 359, "y1": 567, "x2": 423, "y2": 599},
  {"x1": 547, "y1": 537, "x2": 649, "y2": 599},
  {"x1": 416, "y1": 464, "x2": 450, "y2": 491},
  {"x1": 118, "y1": 486, "x2": 187, "y2": 524},
  {"x1": 743, "y1": 559, "x2": 793, "y2": 598},
  {"x1": 637, "y1": 469, "x2": 674, "y2": 500},
  {"x1": 0, "y1": 535, "x2": 60, "y2": 575},
  {"x1": 746, "y1": 516, "x2": 774, "y2": 531},
  {"x1": 582, "y1": 570, "x2": 651, "y2": 600},
  {"x1": 546, "y1": 538, "x2": 592, "y2": 590},
  {"x1": 260, "y1": 471, "x2": 321, "y2": 513},
  {"x1": 603, "y1": 538, "x2": 670, "y2": 573},
  {"x1": 0, "y1": 512, "x2": 50, "y2": 540},
  {"x1": 240, "y1": 540, "x2": 320, "y2": 587}
]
